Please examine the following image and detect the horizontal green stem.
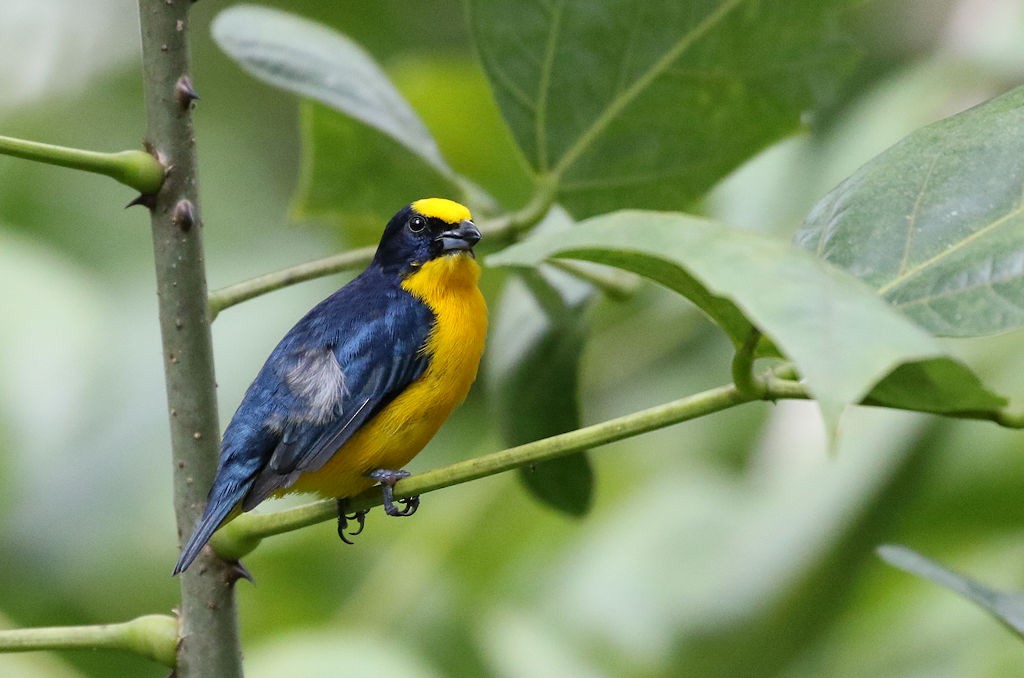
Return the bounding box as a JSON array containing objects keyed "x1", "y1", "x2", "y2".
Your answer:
[
  {"x1": 208, "y1": 359, "x2": 1023, "y2": 563},
  {"x1": 0, "y1": 135, "x2": 164, "y2": 193},
  {"x1": 213, "y1": 380, "x2": 764, "y2": 559},
  {"x1": 0, "y1": 614, "x2": 178, "y2": 667},
  {"x1": 206, "y1": 184, "x2": 558, "y2": 320},
  {"x1": 207, "y1": 246, "x2": 375, "y2": 320},
  {"x1": 763, "y1": 375, "x2": 809, "y2": 399}
]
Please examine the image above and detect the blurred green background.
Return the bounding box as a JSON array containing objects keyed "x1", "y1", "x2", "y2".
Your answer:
[{"x1": 2, "y1": 1, "x2": 1024, "y2": 676}]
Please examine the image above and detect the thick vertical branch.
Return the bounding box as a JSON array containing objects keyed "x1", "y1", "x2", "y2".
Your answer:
[{"x1": 137, "y1": 1, "x2": 243, "y2": 676}]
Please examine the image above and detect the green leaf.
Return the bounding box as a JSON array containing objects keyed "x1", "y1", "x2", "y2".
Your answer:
[
  {"x1": 518, "y1": 451, "x2": 594, "y2": 518},
  {"x1": 391, "y1": 57, "x2": 537, "y2": 210},
  {"x1": 467, "y1": 0, "x2": 856, "y2": 217},
  {"x1": 878, "y1": 544, "x2": 1024, "y2": 640},
  {"x1": 488, "y1": 210, "x2": 1006, "y2": 429},
  {"x1": 489, "y1": 210, "x2": 595, "y2": 516},
  {"x1": 866, "y1": 358, "x2": 1006, "y2": 416},
  {"x1": 798, "y1": 84, "x2": 1024, "y2": 337},
  {"x1": 289, "y1": 57, "x2": 534, "y2": 229},
  {"x1": 211, "y1": 5, "x2": 452, "y2": 177},
  {"x1": 291, "y1": 101, "x2": 457, "y2": 236}
]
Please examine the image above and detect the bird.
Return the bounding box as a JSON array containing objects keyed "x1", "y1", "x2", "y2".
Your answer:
[{"x1": 174, "y1": 198, "x2": 487, "y2": 575}]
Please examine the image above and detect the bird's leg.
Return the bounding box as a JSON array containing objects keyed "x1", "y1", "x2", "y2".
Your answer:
[
  {"x1": 368, "y1": 468, "x2": 421, "y2": 517},
  {"x1": 336, "y1": 498, "x2": 367, "y2": 545},
  {"x1": 335, "y1": 470, "x2": 419, "y2": 544}
]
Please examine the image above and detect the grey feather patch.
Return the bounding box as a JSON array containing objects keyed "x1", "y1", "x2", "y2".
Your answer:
[{"x1": 286, "y1": 347, "x2": 347, "y2": 423}]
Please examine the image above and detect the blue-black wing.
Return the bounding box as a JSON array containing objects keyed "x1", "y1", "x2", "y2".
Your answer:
[
  {"x1": 173, "y1": 270, "x2": 432, "y2": 574},
  {"x1": 241, "y1": 302, "x2": 431, "y2": 508}
]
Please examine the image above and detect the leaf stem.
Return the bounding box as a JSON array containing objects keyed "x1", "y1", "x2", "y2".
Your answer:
[
  {"x1": 731, "y1": 328, "x2": 765, "y2": 398},
  {"x1": 482, "y1": 174, "x2": 559, "y2": 244},
  {"x1": 0, "y1": 615, "x2": 178, "y2": 667},
  {"x1": 0, "y1": 135, "x2": 164, "y2": 194},
  {"x1": 994, "y1": 408, "x2": 1024, "y2": 429}
]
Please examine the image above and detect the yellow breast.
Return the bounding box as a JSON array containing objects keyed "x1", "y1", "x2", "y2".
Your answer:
[{"x1": 289, "y1": 253, "x2": 487, "y2": 499}]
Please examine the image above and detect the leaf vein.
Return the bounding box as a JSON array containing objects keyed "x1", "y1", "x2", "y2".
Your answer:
[
  {"x1": 535, "y1": 0, "x2": 565, "y2": 172},
  {"x1": 897, "y1": 153, "x2": 941, "y2": 277},
  {"x1": 560, "y1": 168, "x2": 699, "y2": 191},
  {"x1": 483, "y1": 48, "x2": 538, "y2": 116},
  {"x1": 551, "y1": 0, "x2": 747, "y2": 178},
  {"x1": 613, "y1": 5, "x2": 647, "y2": 96},
  {"x1": 878, "y1": 205, "x2": 1024, "y2": 297},
  {"x1": 893, "y1": 267, "x2": 1024, "y2": 309}
]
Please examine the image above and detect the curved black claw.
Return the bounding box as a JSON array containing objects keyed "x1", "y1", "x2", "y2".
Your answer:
[
  {"x1": 336, "y1": 498, "x2": 367, "y2": 545},
  {"x1": 394, "y1": 494, "x2": 420, "y2": 517},
  {"x1": 368, "y1": 468, "x2": 422, "y2": 518}
]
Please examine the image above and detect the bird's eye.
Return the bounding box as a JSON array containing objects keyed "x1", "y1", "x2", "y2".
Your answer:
[{"x1": 408, "y1": 216, "x2": 427, "y2": 233}]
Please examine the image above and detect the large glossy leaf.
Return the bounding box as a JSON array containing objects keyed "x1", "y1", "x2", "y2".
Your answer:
[
  {"x1": 211, "y1": 5, "x2": 452, "y2": 177},
  {"x1": 467, "y1": 0, "x2": 856, "y2": 217},
  {"x1": 797, "y1": 85, "x2": 1024, "y2": 337},
  {"x1": 488, "y1": 211, "x2": 1006, "y2": 428},
  {"x1": 878, "y1": 544, "x2": 1024, "y2": 640}
]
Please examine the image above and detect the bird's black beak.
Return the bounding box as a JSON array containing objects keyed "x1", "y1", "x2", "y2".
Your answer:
[{"x1": 437, "y1": 219, "x2": 481, "y2": 254}]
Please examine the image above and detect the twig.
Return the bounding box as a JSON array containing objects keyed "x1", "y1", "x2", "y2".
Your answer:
[
  {"x1": 208, "y1": 246, "x2": 374, "y2": 320},
  {"x1": 0, "y1": 615, "x2": 177, "y2": 667},
  {"x1": 0, "y1": 135, "x2": 164, "y2": 193}
]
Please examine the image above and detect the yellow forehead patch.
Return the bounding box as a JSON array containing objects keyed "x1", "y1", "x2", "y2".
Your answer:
[{"x1": 410, "y1": 197, "x2": 472, "y2": 224}]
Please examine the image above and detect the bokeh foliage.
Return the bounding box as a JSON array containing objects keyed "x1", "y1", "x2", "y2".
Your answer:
[{"x1": 3, "y1": 1, "x2": 1024, "y2": 677}]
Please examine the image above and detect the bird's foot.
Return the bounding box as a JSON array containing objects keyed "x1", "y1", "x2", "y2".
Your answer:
[
  {"x1": 336, "y1": 498, "x2": 367, "y2": 545},
  {"x1": 335, "y1": 470, "x2": 419, "y2": 544},
  {"x1": 368, "y1": 468, "x2": 421, "y2": 517}
]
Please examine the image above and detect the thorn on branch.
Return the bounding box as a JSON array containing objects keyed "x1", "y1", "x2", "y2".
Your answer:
[
  {"x1": 126, "y1": 193, "x2": 157, "y2": 210},
  {"x1": 225, "y1": 561, "x2": 254, "y2": 586},
  {"x1": 173, "y1": 199, "x2": 197, "y2": 231},
  {"x1": 174, "y1": 75, "x2": 200, "y2": 110}
]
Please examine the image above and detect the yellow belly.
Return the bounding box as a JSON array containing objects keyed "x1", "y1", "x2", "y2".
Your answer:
[{"x1": 287, "y1": 253, "x2": 487, "y2": 499}]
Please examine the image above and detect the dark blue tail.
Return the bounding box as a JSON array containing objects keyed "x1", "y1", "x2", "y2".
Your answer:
[{"x1": 173, "y1": 476, "x2": 252, "y2": 575}]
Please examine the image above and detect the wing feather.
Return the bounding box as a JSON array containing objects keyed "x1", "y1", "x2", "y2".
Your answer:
[{"x1": 238, "y1": 276, "x2": 433, "y2": 506}]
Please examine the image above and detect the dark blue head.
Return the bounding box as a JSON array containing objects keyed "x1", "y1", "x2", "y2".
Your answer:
[{"x1": 373, "y1": 198, "x2": 482, "y2": 276}]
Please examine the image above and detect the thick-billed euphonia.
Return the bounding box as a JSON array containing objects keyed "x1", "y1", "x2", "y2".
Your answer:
[{"x1": 174, "y1": 198, "x2": 487, "y2": 574}]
